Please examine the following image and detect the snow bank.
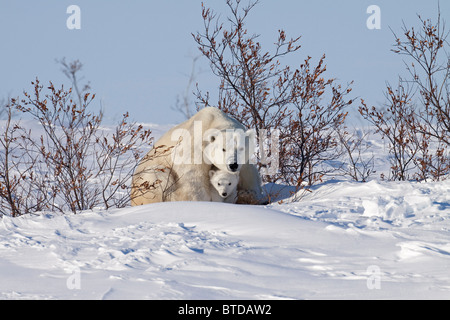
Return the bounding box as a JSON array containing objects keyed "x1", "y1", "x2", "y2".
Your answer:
[
  {"x1": 1, "y1": 121, "x2": 449, "y2": 299},
  {"x1": 1, "y1": 179, "x2": 449, "y2": 299}
]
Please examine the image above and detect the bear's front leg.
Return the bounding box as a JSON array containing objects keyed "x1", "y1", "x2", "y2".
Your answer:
[{"x1": 171, "y1": 167, "x2": 212, "y2": 202}]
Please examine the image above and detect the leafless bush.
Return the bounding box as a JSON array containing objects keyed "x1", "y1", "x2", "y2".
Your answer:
[
  {"x1": 172, "y1": 55, "x2": 201, "y2": 120},
  {"x1": 393, "y1": 11, "x2": 450, "y2": 180},
  {"x1": 1, "y1": 97, "x2": 12, "y2": 119},
  {"x1": 13, "y1": 79, "x2": 102, "y2": 212},
  {"x1": 336, "y1": 126, "x2": 375, "y2": 182},
  {"x1": 0, "y1": 105, "x2": 36, "y2": 216},
  {"x1": 392, "y1": 12, "x2": 450, "y2": 148},
  {"x1": 94, "y1": 112, "x2": 153, "y2": 209},
  {"x1": 360, "y1": 10, "x2": 450, "y2": 181},
  {"x1": 359, "y1": 82, "x2": 420, "y2": 181},
  {"x1": 193, "y1": 0, "x2": 353, "y2": 193},
  {"x1": 1, "y1": 73, "x2": 153, "y2": 216},
  {"x1": 57, "y1": 57, "x2": 91, "y2": 107}
]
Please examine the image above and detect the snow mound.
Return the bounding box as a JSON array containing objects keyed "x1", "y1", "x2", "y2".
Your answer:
[{"x1": 1, "y1": 179, "x2": 450, "y2": 299}]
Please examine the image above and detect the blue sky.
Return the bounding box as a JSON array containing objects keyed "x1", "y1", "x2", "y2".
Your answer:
[{"x1": 1, "y1": 0, "x2": 449, "y2": 125}]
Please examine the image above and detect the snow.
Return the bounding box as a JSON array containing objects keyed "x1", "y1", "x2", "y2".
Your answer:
[{"x1": 1, "y1": 123, "x2": 450, "y2": 299}]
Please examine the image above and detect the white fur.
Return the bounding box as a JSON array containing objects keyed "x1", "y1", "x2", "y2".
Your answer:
[
  {"x1": 131, "y1": 107, "x2": 263, "y2": 205},
  {"x1": 209, "y1": 169, "x2": 239, "y2": 203}
]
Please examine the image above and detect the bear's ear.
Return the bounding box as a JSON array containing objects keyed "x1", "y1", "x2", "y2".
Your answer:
[{"x1": 209, "y1": 170, "x2": 215, "y2": 179}]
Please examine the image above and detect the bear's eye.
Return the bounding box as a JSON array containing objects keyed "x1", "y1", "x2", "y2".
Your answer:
[
  {"x1": 218, "y1": 183, "x2": 221, "y2": 186},
  {"x1": 222, "y1": 148, "x2": 226, "y2": 152},
  {"x1": 228, "y1": 182, "x2": 231, "y2": 185}
]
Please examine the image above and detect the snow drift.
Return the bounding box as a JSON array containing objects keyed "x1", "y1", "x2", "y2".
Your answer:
[
  {"x1": 1, "y1": 122, "x2": 450, "y2": 299},
  {"x1": 1, "y1": 177, "x2": 449, "y2": 299}
]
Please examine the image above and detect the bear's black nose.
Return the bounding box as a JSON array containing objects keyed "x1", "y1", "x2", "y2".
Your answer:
[
  {"x1": 229, "y1": 163, "x2": 238, "y2": 171},
  {"x1": 222, "y1": 192, "x2": 228, "y2": 197}
]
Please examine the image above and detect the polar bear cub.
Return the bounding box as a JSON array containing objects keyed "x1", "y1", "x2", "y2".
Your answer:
[{"x1": 209, "y1": 168, "x2": 239, "y2": 203}]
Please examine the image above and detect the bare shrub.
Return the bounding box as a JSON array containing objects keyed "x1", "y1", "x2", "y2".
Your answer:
[
  {"x1": 336, "y1": 126, "x2": 375, "y2": 182},
  {"x1": 360, "y1": 10, "x2": 450, "y2": 181},
  {"x1": 0, "y1": 105, "x2": 34, "y2": 216},
  {"x1": 392, "y1": 12, "x2": 450, "y2": 180},
  {"x1": 193, "y1": 0, "x2": 353, "y2": 194},
  {"x1": 172, "y1": 55, "x2": 201, "y2": 120},
  {"x1": 13, "y1": 79, "x2": 102, "y2": 212},
  {"x1": 359, "y1": 82, "x2": 420, "y2": 181},
  {"x1": 1, "y1": 97, "x2": 14, "y2": 120},
  {"x1": 2, "y1": 76, "x2": 153, "y2": 216},
  {"x1": 392, "y1": 12, "x2": 450, "y2": 148},
  {"x1": 94, "y1": 112, "x2": 153, "y2": 209}
]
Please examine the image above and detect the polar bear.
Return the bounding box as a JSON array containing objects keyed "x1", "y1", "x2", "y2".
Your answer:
[
  {"x1": 209, "y1": 168, "x2": 239, "y2": 203},
  {"x1": 131, "y1": 107, "x2": 263, "y2": 205}
]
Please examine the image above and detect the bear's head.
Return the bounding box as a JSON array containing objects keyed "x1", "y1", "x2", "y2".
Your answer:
[
  {"x1": 203, "y1": 128, "x2": 256, "y2": 173},
  {"x1": 209, "y1": 169, "x2": 239, "y2": 198}
]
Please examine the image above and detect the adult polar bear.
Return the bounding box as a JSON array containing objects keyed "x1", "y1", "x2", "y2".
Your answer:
[{"x1": 131, "y1": 107, "x2": 263, "y2": 205}]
